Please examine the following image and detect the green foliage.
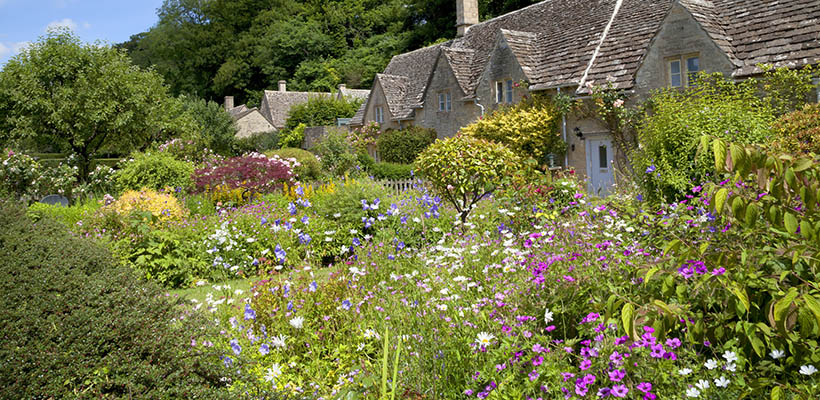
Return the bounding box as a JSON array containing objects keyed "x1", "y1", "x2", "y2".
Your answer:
[
  {"x1": 0, "y1": 30, "x2": 188, "y2": 181},
  {"x1": 115, "y1": 151, "x2": 195, "y2": 192},
  {"x1": 284, "y1": 96, "x2": 362, "y2": 131},
  {"x1": 27, "y1": 198, "x2": 101, "y2": 227},
  {"x1": 312, "y1": 178, "x2": 391, "y2": 229},
  {"x1": 311, "y1": 128, "x2": 359, "y2": 177},
  {"x1": 370, "y1": 162, "x2": 414, "y2": 180},
  {"x1": 633, "y1": 73, "x2": 775, "y2": 202},
  {"x1": 120, "y1": 223, "x2": 212, "y2": 288},
  {"x1": 233, "y1": 130, "x2": 279, "y2": 154},
  {"x1": 773, "y1": 103, "x2": 820, "y2": 155},
  {"x1": 759, "y1": 64, "x2": 819, "y2": 117},
  {"x1": 179, "y1": 95, "x2": 238, "y2": 155},
  {"x1": 0, "y1": 199, "x2": 233, "y2": 398},
  {"x1": 266, "y1": 147, "x2": 323, "y2": 182},
  {"x1": 460, "y1": 95, "x2": 565, "y2": 164},
  {"x1": 376, "y1": 126, "x2": 436, "y2": 164},
  {"x1": 415, "y1": 135, "x2": 520, "y2": 222},
  {"x1": 278, "y1": 124, "x2": 306, "y2": 149}
]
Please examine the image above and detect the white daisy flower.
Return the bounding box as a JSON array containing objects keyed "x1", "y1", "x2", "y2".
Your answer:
[
  {"x1": 289, "y1": 316, "x2": 305, "y2": 329},
  {"x1": 800, "y1": 365, "x2": 817, "y2": 375},
  {"x1": 264, "y1": 363, "x2": 282, "y2": 382},
  {"x1": 770, "y1": 349, "x2": 785, "y2": 359},
  {"x1": 714, "y1": 376, "x2": 730, "y2": 388},
  {"x1": 475, "y1": 332, "x2": 495, "y2": 347}
]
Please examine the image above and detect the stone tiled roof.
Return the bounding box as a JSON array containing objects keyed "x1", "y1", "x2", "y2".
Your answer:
[
  {"x1": 375, "y1": 0, "x2": 820, "y2": 110},
  {"x1": 350, "y1": 102, "x2": 367, "y2": 126},
  {"x1": 375, "y1": 73, "x2": 412, "y2": 119},
  {"x1": 713, "y1": 0, "x2": 820, "y2": 76},
  {"x1": 227, "y1": 104, "x2": 249, "y2": 118},
  {"x1": 581, "y1": 0, "x2": 670, "y2": 91},
  {"x1": 261, "y1": 90, "x2": 331, "y2": 129},
  {"x1": 382, "y1": 45, "x2": 444, "y2": 119},
  {"x1": 339, "y1": 87, "x2": 371, "y2": 100}
]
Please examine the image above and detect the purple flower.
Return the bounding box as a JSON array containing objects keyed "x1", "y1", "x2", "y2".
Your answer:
[
  {"x1": 665, "y1": 338, "x2": 681, "y2": 349},
  {"x1": 582, "y1": 374, "x2": 596, "y2": 385},
  {"x1": 597, "y1": 387, "x2": 611, "y2": 397},
  {"x1": 611, "y1": 385, "x2": 628, "y2": 397},
  {"x1": 645, "y1": 165, "x2": 656, "y2": 174},
  {"x1": 649, "y1": 343, "x2": 664, "y2": 358},
  {"x1": 711, "y1": 267, "x2": 726, "y2": 276},
  {"x1": 608, "y1": 369, "x2": 625, "y2": 382},
  {"x1": 244, "y1": 304, "x2": 256, "y2": 320},
  {"x1": 575, "y1": 383, "x2": 588, "y2": 396},
  {"x1": 230, "y1": 339, "x2": 241, "y2": 356},
  {"x1": 533, "y1": 356, "x2": 544, "y2": 366},
  {"x1": 637, "y1": 382, "x2": 652, "y2": 393},
  {"x1": 580, "y1": 359, "x2": 592, "y2": 370},
  {"x1": 533, "y1": 343, "x2": 546, "y2": 353},
  {"x1": 528, "y1": 370, "x2": 540, "y2": 381},
  {"x1": 259, "y1": 343, "x2": 269, "y2": 355}
]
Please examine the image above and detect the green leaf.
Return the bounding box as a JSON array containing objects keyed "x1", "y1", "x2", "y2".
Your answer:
[
  {"x1": 800, "y1": 220, "x2": 814, "y2": 240},
  {"x1": 745, "y1": 203, "x2": 759, "y2": 226},
  {"x1": 730, "y1": 143, "x2": 745, "y2": 172},
  {"x1": 731, "y1": 196, "x2": 745, "y2": 219},
  {"x1": 802, "y1": 294, "x2": 820, "y2": 331},
  {"x1": 730, "y1": 285, "x2": 750, "y2": 315},
  {"x1": 771, "y1": 385, "x2": 782, "y2": 400},
  {"x1": 622, "y1": 303, "x2": 635, "y2": 339},
  {"x1": 783, "y1": 212, "x2": 798, "y2": 235},
  {"x1": 663, "y1": 239, "x2": 681, "y2": 256},
  {"x1": 713, "y1": 139, "x2": 727, "y2": 172},
  {"x1": 785, "y1": 167, "x2": 797, "y2": 190},
  {"x1": 774, "y1": 288, "x2": 799, "y2": 334},
  {"x1": 698, "y1": 241, "x2": 709, "y2": 256},
  {"x1": 793, "y1": 157, "x2": 812, "y2": 172},
  {"x1": 644, "y1": 267, "x2": 660, "y2": 285},
  {"x1": 714, "y1": 188, "x2": 728, "y2": 214}
]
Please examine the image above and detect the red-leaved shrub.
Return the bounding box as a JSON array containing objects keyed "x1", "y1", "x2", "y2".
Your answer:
[{"x1": 193, "y1": 153, "x2": 297, "y2": 194}]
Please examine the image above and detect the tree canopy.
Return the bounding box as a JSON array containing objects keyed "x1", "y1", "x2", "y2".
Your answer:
[
  {"x1": 0, "y1": 30, "x2": 190, "y2": 181},
  {"x1": 117, "y1": 0, "x2": 540, "y2": 105}
]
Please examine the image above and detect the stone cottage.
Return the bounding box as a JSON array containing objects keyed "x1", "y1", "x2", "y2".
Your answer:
[
  {"x1": 260, "y1": 81, "x2": 370, "y2": 131},
  {"x1": 224, "y1": 96, "x2": 276, "y2": 139},
  {"x1": 352, "y1": 0, "x2": 820, "y2": 195}
]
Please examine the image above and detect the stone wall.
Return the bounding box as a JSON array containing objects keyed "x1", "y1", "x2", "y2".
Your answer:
[
  {"x1": 235, "y1": 111, "x2": 275, "y2": 139},
  {"x1": 417, "y1": 53, "x2": 479, "y2": 139},
  {"x1": 363, "y1": 80, "x2": 401, "y2": 131},
  {"x1": 475, "y1": 37, "x2": 529, "y2": 115},
  {"x1": 302, "y1": 126, "x2": 331, "y2": 149}
]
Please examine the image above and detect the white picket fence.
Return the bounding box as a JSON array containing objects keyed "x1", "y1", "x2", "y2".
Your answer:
[{"x1": 378, "y1": 178, "x2": 422, "y2": 194}]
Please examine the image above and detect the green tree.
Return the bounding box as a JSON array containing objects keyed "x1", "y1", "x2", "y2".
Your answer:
[
  {"x1": 179, "y1": 95, "x2": 237, "y2": 155},
  {"x1": 0, "y1": 30, "x2": 186, "y2": 181},
  {"x1": 284, "y1": 96, "x2": 363, "y2": 130}
]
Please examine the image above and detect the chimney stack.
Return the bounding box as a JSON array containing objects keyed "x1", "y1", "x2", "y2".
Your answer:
[
  {"x1": 456, "y1": 0, "x2": 479, "y2": 37},
  {"x1": 278, "y1": 80, "x2": 287, "y2": 92},
  {"x1": 224, "y1": 96, "x2": 234, "y2": 111}
]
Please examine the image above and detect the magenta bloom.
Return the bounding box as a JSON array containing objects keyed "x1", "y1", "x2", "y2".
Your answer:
[
  {"x1": 711, "y1": 267, "x2": 726, "y2": 275},
  {"x1": 532, "y1": 356, "x2": 544, "y2": 366},
  {"x1": 608, "y1": 369, "x2": 625, "y2": 382},
  {"x1": 528, "y1": 370, "x2": 540, "y2": 381},
  {"x1": 665, "y1": 338, "x2": 681, "y2": 349},
  {"x1": 637, "y1": 382, "x2": 652, "y2": 393},
  {"x1": 575, "y1": 384, "x2": 588, "y2": 396},
  {"x1": 611, "y1": 384, "x2": 629, "y2": 397},
  {"x1": 580, "y1": 359, "x2": 592, "y2": 370},
  {"x1": 582, "y1": 374, "x2": 596, "y2": 385}
]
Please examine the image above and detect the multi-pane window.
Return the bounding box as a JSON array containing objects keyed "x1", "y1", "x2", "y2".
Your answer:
[
  {"x1": 495, "y1": 79, "x2": 514, "y2": 104},
  {"x1": 667, "y1": 54, "x2": 700, "y2": 87},
  {"x1": 438, "y1": 92, "x2": 452, "y2": 112}
]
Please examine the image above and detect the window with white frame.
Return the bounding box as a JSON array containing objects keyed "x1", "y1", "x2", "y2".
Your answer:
[
  {"x1": 438, "y1": 92, "x2": 452, "y2": 112},
  {"x1": 667, "y1": 54, "x2": 700, "y2": 87},
  {"x1": 495, "y1": 79, "x2": 514, "y2": 104},
  {"x1": 375, "y1": 106, "x2": 384, "y2": 123}
]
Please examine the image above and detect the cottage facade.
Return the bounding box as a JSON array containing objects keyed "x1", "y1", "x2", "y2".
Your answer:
[
  {"x1": 353, "y1": 0, "x2": 820, "y2": 195},
  {"x1": 224, "y1": 97, "x2": 276, "y2": 139}
]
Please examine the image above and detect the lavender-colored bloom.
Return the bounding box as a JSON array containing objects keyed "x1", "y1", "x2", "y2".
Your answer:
[
  {"x1": 259, "y1": 343, "x2": 270, "y2": 355},
  {"x1": 274, "y1": 244, "x2": 286, "y2": 263},
  {"x1": 260, "y1": 216, "x2": 267, "y2": 225},
  {"x1": 288, "y1": 202, "x2": 297, "y2": 215},
  {"x1": 341, "y1": 299, "x2": 352, "y2": 310},
  {"x1": 597, "y1": 387, "x2": 611, "y2": 397},
  {"x1": 666, "y1": 338, "x2": 681, "y2": 349},
  {"x1": 645, "y1": 165, "x2": 656, "y2": 174},
  {"x1": 611, "y1": 384, "x2": 628, "y2": 397},
  {"x1": 608, "y1": 370, "x2": 625, "y2": 382},
  {"x1": 222, "y1": 356, "x2": 233, "y2": 368},
  {"x1": 244, "y1": 304, "x2": 256, "y2": 320},
  {"x1": 309, "y1": 281, "x2": 318, "y2": 292},
  {"x1": 528, "y1": 370, "x2": 540, "y2": 381},
  {"x1": 299, "y1": 232, "x2": 311, "y2": 245},
  {"x1": 711, "y1": 267, "x2": 726, "y2": 275},
  {"x1": 230, "y1": 339, "x2": 241, "y2": 355},
  {"x1": 637, "y1": 382, "x2": 652, "y2": 393}
]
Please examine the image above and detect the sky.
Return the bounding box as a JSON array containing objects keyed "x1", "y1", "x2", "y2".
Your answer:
[{"x1": 0, "y1": 0, "x2": 165, "y2": 66}]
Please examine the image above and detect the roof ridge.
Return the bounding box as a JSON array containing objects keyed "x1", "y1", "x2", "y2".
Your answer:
[{"x1": 578, "y1": 0, "x2": 625, "y2": 90}]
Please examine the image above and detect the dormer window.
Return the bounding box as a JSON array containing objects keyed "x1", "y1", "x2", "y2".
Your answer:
[
  {"x1": 667, "y1": 54, "x2": 700, "y2": 87},
  {"x1": 438, "y1": 92, "x2": 452, "y2": 112},
  {"x1": 495, "y1": 79, "x2": 514, "y2": 104}
]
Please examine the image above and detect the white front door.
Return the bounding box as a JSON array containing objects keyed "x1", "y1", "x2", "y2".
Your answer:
[{"x1": 586, "y1": 136, "x2": 615, "y2": 196}]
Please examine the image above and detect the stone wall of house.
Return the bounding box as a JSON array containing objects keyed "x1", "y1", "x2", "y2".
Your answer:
[
  {"x1": 364, "y1": 80, "x2": 401, "y2": 131},
  {"x1": 633, "y1": 2, "x2": 735, "y2": 98},
  {"x1": 418, "y1": 54, "x2": 480, "y2": 139},
  {"x1": 235, "y1": 111, "x2": 275, "y2": 139},
  {"x1": 475, "y1": 38, "x2": 529, "y2": 115}
]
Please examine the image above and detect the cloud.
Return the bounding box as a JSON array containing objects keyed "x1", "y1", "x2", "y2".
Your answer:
[
  {"x1": 46, "y1": 18, "x2": 78, "y2": 32},
  {"x1": 12, "y1": 41, "x2": 30, "y2": 53},
  {"x1": 0, "y1": 43, "x2": 9, "y2": 58}
]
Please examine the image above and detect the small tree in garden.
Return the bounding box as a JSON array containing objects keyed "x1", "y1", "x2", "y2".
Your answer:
[
  {"x1": 415, "y1": 135, "x2": 520, "y2": 223},
  {"x1": 376, "y1": 126, "x2": 436, "y2": 164},
  {"x1": 193, "y1": 153, "x2": 295, "y2": 196},
  {"x1": 460, "y1": 94, "x2": 566, "y2": 165},
  {"x1": 0, "y1": 30, "x2": 190, "y2": 181}
]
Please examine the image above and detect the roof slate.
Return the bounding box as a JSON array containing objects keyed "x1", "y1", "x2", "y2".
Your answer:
[{"x1": 339, "y1": 87, "x2": 371, "y2": 100}]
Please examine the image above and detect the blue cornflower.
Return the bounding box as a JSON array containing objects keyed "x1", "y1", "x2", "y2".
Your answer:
[
  {"x1": 259, "y1": 343, "x2": 270, "y2": 355},
  {"x1": 288, "y1": 202, "x2": 297, "y2": 215},
  {"x1": 299, "y1": 232, "x2": 311, "y2": 245},
  {"x1": 341, "y1": 299, "x2": 352, "y2": 310},
  {"x1": 361, "y1": 199, "x2": 370, "y2": 211},
  {"x1": 309, "y1": 281, "x2": 318, "y2": 292},
  {"x1": 230, "y1": 339, "x2": 242, "y2": 355},
  {"x1": 260, "y1": 216, "x2": 267, "y2": 225},
  {"x1": 352, "y1": 237, "x2": 361, "y2": 246},
  {"x1": 295, "y1": 186, "x2": 304, "y2": 196},
  {"x1": 646, "y1": 165, "x2": 656, "y2": 174},
  {"x1": 274, "y1": 244, "x2": 287, "y2": 264},
  {"x1": 301, "y1": 216, "x2": 310, "y2": 225}
]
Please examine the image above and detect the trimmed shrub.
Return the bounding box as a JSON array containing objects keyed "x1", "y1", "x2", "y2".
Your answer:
[
  {"x1": 233, "y1": 130, "x2": 279, "y2": 154},
  {"x1": 311, "y1": 128, "x2": 358, "y2": 177},
  {"x1": 376, "y1": 126, "x2": 436, "y2": 164},
  {"x1": 266, "y1": 147, "x2": 323, "y2": 181},
  {"x1": 772, "y1": 102, "x2": 820, "y2": 155},
  {"x1": 109, "y1": 188, "x2": 187, "y2": 223},
  {"x1": 370, "y1": 162, "x2": 413, "y2": 180},
  {"x1": 0, "y1": 199, "x2": 233, "y2": 398},
  {"x1": 115, "y1": 151, "x2": 195, "y2": 192}
]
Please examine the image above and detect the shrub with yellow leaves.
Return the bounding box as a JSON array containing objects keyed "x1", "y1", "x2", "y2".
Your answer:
[
  {"x1": 109, "y1": 189, "x2": 186, "y2": 223},
  {"x1": 460, "y1": 95, "x2": 566, "y2": 164}
]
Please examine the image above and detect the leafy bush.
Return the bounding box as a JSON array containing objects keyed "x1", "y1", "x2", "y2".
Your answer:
[
  {"x1": 772, "y1": 103, "x2": 820, "y2": 155},
  {"x1": 312, "y1": 178, "x2": 390, "y2": 230},
  {"x1": 193, "y1": 153, "x2": 296, "y2": 196},
  {"x1": 461, "y1": 95, "x2": 565, "y2": 164},
  {"x1": 416, "y1": 135, "x2": 520, "y2": 222},
  {"x1": 180, "y1": 95, "x2": 238, "y2": 155},
  {"x1": 633, "y1": 74, "x2": 774, "y2": 201},
  {"x1": 27, "y1": 197, "x2": 101, "y2": 227},
  {"x1": 311, "y1": 128, "x2": 359, "y2": 177},
  {"x1": 376, "y1": 126, "x2": 436, "y2": 164},
  {"x1": 0, "y1": 199, "x2": 233, "y2": 398},
  {"x1": 115, "y1": 151, "x2": 195, "y2": 192},
  {"x1": 157, "y1": 138, "x2": 220, "y2": 165},
  {"x1": 284, "y1": 96, "x2": 362, "y2": 131},
  {"x1": 278, "y1": 123, "x2": 305, "y2": 149},
  {"x1": 0, "y1": 149, "x2": 43, "y2": 200},
  {"x1": 266, "y1": 147, "x2": 322, "y2": 181},
  {"x1": 370, "y1": 162, "x2": 413, "y2": 180},
  {"x1": 233, "y1": 130, "x2": 279, "y2": 154},
  {"x1": 109, "y1": 188, "x2": 187, "y2": 223}
]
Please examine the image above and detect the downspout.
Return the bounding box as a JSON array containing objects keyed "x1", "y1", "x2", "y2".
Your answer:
[
  {"x1": 473, "y1": 98, "x2": 485, "y2": 117},
  {"x1": 558, "y1": 87, "x2": 568, "y2": 168}
]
